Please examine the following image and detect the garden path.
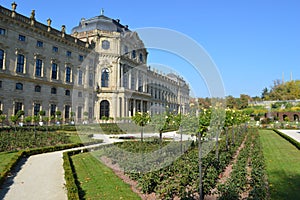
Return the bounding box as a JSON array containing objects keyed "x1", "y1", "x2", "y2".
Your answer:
[{"x1": 0, "y1": 143, "x2": 110, "y2": 200}]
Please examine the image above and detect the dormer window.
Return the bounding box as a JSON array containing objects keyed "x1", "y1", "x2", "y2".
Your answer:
[
  {"x1": 132, "y1": 50, "x2": 136, "y2": 59},
  {"x1": 139, "y1": 53, "x2": 143, "y2": 62}
]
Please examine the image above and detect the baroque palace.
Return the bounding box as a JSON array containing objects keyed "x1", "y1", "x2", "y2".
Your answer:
[{"x1": 0, "y1": 3, "x2": 189, "y2": 123}]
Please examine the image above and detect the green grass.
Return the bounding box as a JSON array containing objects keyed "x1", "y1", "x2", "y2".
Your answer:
[
  {"x1": 0, "y1": 151, "x2": 20, "y2": 175},
  {"x1": 71, "y1": 152, "x2": 141, "y2": 200},
  {"x1": 259, "y1": 129, "x2": 300, "y2": 200}
]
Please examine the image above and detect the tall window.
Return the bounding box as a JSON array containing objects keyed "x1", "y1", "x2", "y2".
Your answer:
[
  {"x1": 77, "y1": 106, "x2": 82, "y2": 119},
  {"x1": 100, "y1": 100, "x2": 109, "y2": 118},
  {"x1": 131, "y1": 74, "x2": 135, "y2": 90},
  {"x1": 138, "y1": 74, "x2": 143, "y2": 92},
  {"x1": 89, "y1": 73, "x2": 93, "y2": 87},
  {"x1": 79, "y1": 55, "x2": 84, "y2": 61},
  {"x1": 34, "y1": 103, "x2": 40, "y2": 116},
  {"x1": 35, "y1": 59, "x2": 42, "y2": 77},
  {"x1": 132, "y1": 50, "x2": 136, "y2": 59},
  {"x1": 51, "y1": 63, "x2": 58, "y2": 79},
  {"x1": 89, "y1": 107, "x2": 93, "y2": 119},
  {"x1": 35, "y1": 85, "x2": 41, "y2": 92},
  {"x1": 16, "y1": 54, "x2": 25, "y2": 73},
  {"x1": 0, "y1": 49, "x2": 4, "y2": 69},
  {"x1": 78, "y1": 70, "x2": 83, "y2": 85},
  {"x1": 65, "y1": 105, "x2": 70, "y2": 119},
  {"x1": 50, "y1": 104, "x2": 56, "y2": 116},
  {"x1": 101, "y1": 68, "x2": 109, "y2": 87},
  {"x1": 139, "y1": 53, "x2": 143, "y2": 62},
  {"x1": 65, "y1": 66, "x2": 71, "y2": 83},
  {"x1": 16, "y1": 83, "x2": 23, "y2": 90},
  {"x1": 14, "y1": 102, "x2": 22, "y2": 115}
]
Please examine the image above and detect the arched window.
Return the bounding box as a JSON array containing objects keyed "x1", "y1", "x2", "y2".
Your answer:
[
  {"x1": 101, "y1": 68, "x2": 109, "y2": 87},
  {"x1": 100, "y1": 100, "x2": 110, "y2": 119},
  {"x1": 294, "y1": 114, "x2": 299, "y2": 122},
  {"x1": 139, "y1": 53, "x2": 143, "y2": 62},
  {"x1": 16, "y1": 82, "x2": 23, "y2": 90},
  {"x1": 132, "y1": 50, "x2": 136, "y2": 59},
  {"x1": 51, "y1": 87, "x2": 57, "y2": 94},
  {"x1": 35, "y1": 85, "x2": 41, "y2": 92}
]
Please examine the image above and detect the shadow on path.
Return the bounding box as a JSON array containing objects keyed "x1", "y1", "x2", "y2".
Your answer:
[{"x1": 0, "y1": 157, "x2": 28, "y2": 199}]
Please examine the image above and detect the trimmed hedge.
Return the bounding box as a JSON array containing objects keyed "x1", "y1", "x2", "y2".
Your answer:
[
  {"x1": 273, "y1": 129, "x2": 300, "y2": 150},
  {"x1": 63, "y1": 152, "x2": 80, "y2": 200}
]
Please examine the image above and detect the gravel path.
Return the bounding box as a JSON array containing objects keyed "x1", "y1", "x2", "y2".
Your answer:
[
  {"x1": 278, "y1": 129, "x2": 300, "y2": 142},
  {"x1": 0, "y1": 143, "x2": 110, "y2": 200},
  {"x1": 0, "y1": 151, "x2": 67, "y2": 200}
]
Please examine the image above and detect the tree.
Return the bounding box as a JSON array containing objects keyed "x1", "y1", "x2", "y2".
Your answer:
[
  {"x1": 261, "y1": 87, "x2": 269, "y2": 100},
  {"x1": 198, "y1": 108, "x2": 212, "y2": 200},
  {"x1": 132, "y1": 112, "x2": 150, "y2": 142},
  {"x1": 10, "y1": 110, "x2": 25, "y2": 132},
  {"x1": 0, "y1": 114, "x2": 6, "y2": 128},
  {"x1": 39, "y1": 110, "x2": 46, "y2": 123}
]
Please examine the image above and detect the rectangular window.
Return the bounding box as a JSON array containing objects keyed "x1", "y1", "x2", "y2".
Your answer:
[
  {"x1": 14, "y1": 102, "x2": 22, "y2": 115},
  {"x1": 0, "y1": 49, "x2": 4, "y2": 69},
  {"x1": 0, "y1": 80, "x2": 2, "y2": 88},
  {"x1": 77, "y1": 106, "x2": 82, "y2": 119},
  {"x1": 50, "y1": 104, "x2": 56, "y2": 117},
  {"x1": 89, "y1": 73, "x2": 93, "y2": 87},
  {"x1": 18, "y1": 34, "x2": 26, "y2": 42},
  {"x1": 0, "y1": 28, "x2": 6, "y2": 35},
  {"x1": 34, "y1": 103, "x2": 40, "y2": 116},
  {"x1": 79, "y1": 55, "x2": 84, "y2": 61},
  {"x1": 35, "y1": 59, "x2": 42, "y2": 77},
  {"x1": 36, "y1": 40, "x2": 43, "y2": 47},
  {"x1": 78, "y1": 70, "x2": 83, "y2": 85},
  {"x1": 65, "y1": 66, "x2": 71, "y2": 83},
  {"x1": 52, "y1": 46, "x2": 58, "y2": 53},
  {"x1": 51, "y1": 63, "x2": 57, "y2": 79},
  {"x1": 89, "y1": 107, "x2": 93, "y2": 119},
  {"x1": 16, "y1": 54, "x2": 25, "y2": 73},
  {"x1": 66, "y1": 51, "x2": 72, "y2": 57},
  {"x1": 78, "y1": 91, "x2": 82, "y2": 97},
  {"x1": 65, "y1": 105, "x2": 70, "y2": 119}
]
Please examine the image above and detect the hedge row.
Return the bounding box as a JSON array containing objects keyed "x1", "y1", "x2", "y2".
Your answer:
[
  {"x1": 63, "y1": 152, "x2": 80, "y2": 200},
  {"x1": 273, "y1": 129, "x2": 300, "y2": 150}
]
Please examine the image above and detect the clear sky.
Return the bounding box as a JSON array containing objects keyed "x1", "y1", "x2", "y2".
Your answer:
[{"x1": 2, "y1": 0, "x2": 300, "y2": 98}]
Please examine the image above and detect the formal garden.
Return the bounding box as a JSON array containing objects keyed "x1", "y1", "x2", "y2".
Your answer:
[{"x1": 0, "y1": 107, "x2": 300, "y2": 200}]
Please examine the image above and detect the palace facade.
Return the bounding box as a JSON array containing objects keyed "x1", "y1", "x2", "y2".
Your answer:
[{"x1": 0, "y1": 3, "x2": 189, "y2": 123}]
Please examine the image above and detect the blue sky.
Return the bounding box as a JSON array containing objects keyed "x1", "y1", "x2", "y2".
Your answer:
[{"x1": 2, "y1": 0, "x2": 300, "y2": 98}]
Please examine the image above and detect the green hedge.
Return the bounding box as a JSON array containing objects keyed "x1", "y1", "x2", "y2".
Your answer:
[
  {"x1": 63, "y1": 152, "x2": 80, "y2": 200},
  {"x1": 273, "y1": 129, "x2": 300, "y2": 150}
]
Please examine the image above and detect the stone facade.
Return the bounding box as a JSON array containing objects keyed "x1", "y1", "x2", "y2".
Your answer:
[{"x1": 0, "y1": 3, "x2": 189, "y2": 123}]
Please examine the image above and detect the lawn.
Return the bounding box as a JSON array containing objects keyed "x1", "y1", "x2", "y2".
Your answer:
[
  {"x1": 0, "y1": 151, "x2": 20, "y2": 176},
  {"x1": 71, "y1": 152, "x2": 141, "y2": 200},
  {"x1": 259, "y1": 129, "x2": 300, "y2": 200}
]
